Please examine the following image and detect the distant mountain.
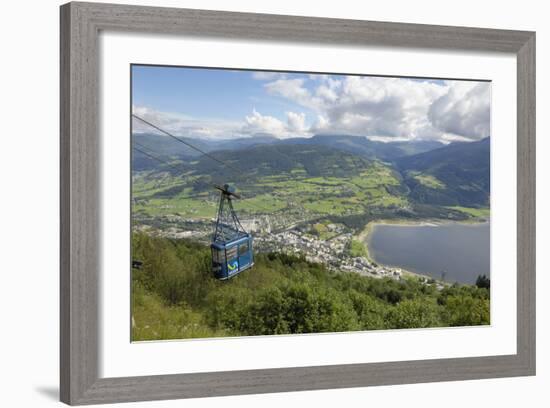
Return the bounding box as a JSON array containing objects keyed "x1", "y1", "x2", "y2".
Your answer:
[
  {"x1": 191, "y1": 143, "x2": 373, "y2": 180},
  {"x1": 396, "y1": 138, "x2": 490, "y2": 207},
  {"x1": 132, "y1": 133, "x2": 279, "y2": 171},
  {"x1": 133, "y1": 133, "x2": 278, "y2": 158},
  {"x1": 281, "y1": 135, "x2": 444, "y2": 161},
  {"x1": 132, "y1": 132, "x2": 444, "y2": 167},
  {"x1": 218, "y1": 134, "x2": 279, "y2": 150},
  {"x1": 133, "y1": 133, "x2": 212, "y2": 158}
]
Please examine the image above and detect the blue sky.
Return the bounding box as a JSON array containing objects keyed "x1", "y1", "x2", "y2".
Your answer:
[
  {"x1": 131, "y1": 65, "x2": 490, "y2": 143},
  {"x1": 132, "y1": 66, "x2": 316, "y2": 124}
]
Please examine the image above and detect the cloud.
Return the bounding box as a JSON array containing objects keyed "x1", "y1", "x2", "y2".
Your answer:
[
  {"x1": 251, "y1": 72, "x2": 286, "y2": 81},
  {"x1": 428, "y1": 82, "x2": 491, "y2": 140},
  {"x1": 242, "y1": 109, "x2": 309, "y2": 138},
  {"x1": 132, "y1": 106, "x2": 242, "y2": 140},
  {"x1": 132, "y1": 105, "x2": 311, "y2": 140},
  {"x1": 313, "y1": 115, "x2": 330, "y2": 131},
  {"x1": 265, "y1": 78, "x2": 321, "y2": 110},
  {"x1": 242, "y1": 109, "x2": 287, "y2": 136},
  {"x1": 132, "y1": 105, "x2": 190, "y2": 133},
  {"x1": 286, "y1": 111, "x2": 307, "y2": 133},
  {"x1": 263, "y1": 75, "x2": 491, "y2": 142}
]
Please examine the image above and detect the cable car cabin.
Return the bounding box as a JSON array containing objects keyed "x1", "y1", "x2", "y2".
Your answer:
[
  {"x1": 211, "y1": 233, "x2": 254, "y2": 280},
  {"x1": 211, "y1": 184, "x2": 254, "y2": 280}
]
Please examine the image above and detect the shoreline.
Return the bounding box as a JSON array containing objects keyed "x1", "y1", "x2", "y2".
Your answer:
[{"x1": 356, "y1": 217, "x2": 490, "y2": 285}]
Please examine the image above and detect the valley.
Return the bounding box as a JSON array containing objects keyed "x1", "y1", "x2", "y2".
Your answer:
[{"x1": 132, "y1": 134, "x2": 490, "y2": 282}]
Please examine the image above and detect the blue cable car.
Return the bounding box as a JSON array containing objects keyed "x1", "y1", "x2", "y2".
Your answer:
[{"x1": 211, "y1": 184, "x2": 254, "y2": 280}]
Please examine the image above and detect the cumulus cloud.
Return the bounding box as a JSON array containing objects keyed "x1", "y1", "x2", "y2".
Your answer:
[
  {"x1": 263, "y1": 75, "x2": 490, "y2": 142},
  {"x1": 265, "y1": 78, "x2": 321, "y2": 110},
  {"x1": 242, "y1": 109, "x2": 309, "y2": 138},
  {"x1": 428, "y1": 82, "x2": 491, "y2": 141},
  {"x1": 242, "y1": 109, "x2": 287, "y2": 136},
  {"x1": 286, "y1": 111, "x2": 307, "y2": 133},
  {"x1": 313, "y1": 115, "x2": 330, "y2": 132}
]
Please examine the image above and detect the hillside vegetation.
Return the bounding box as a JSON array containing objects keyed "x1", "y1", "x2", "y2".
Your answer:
[{"x1": 131, "y1": 233, "x2": 490, "y2": 341}]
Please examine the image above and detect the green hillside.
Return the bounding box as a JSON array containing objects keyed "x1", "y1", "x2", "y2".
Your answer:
[
  {"x1": 131, "y1": 233, "x2": 490, "y2": 341},
  {"x1": 192, "y1": 143, "x2": 373, "y2": 179},
  {"x1": 397, "y1": 138, "x2": 490, "y2": 207},
  {"x1": 133, "y1": 138, "x2": 490, "y2": 224},
  {"x1": 132, "y1": 144, "x2": 412, "y2": 221}
]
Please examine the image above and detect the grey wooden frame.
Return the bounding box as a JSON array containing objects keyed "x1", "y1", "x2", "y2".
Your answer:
[{"x1": 60, "y1": 1, "x2": 536, "y2": 405}]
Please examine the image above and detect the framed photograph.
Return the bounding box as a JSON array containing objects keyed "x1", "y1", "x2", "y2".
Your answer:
[{"x1": 60, "y1": 2, "x2": 535, "y2": 405}]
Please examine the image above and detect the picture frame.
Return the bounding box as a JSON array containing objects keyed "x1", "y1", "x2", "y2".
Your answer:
[{"x1": 60, "y1": 1, "x2": 536, "y2": 405}]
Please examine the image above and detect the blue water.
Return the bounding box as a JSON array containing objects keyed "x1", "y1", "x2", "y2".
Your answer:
[{"x1": 367, "y1": 222, "x2": 490, "y2": 284}]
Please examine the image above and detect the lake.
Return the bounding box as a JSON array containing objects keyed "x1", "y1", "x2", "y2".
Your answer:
[{"x1": 366, "y1": 222, "x2": 490, "y2": 284}]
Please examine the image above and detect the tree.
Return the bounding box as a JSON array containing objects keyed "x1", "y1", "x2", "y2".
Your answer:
[
  {"x1": 475, "y1": 274, "x2": 490, "y2": 290},
  {"x1": 241, "y1": 287, "x2": 289, "y2": 335},
  {"x1": 349, "y1": 291, "x2": 387, "y2": 330},
  {"x1": 444, "y1": 295, "x2": 490, "y2": 326},
  {"x1": 387, "y1": 299, "x2": 442, "y2": 329}
]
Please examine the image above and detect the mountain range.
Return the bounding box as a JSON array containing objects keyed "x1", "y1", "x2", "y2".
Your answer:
[
  {"x1": 133, "y1": 132, "x2": 490, "y2": 208},
  {"x1": 133, "y1": 133, "x2": 444, "y2": 161}
]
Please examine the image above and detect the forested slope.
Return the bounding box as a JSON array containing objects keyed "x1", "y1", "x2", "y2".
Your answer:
[{"x1": 131, "y1": 233, "x2": 490, "y2": 341}]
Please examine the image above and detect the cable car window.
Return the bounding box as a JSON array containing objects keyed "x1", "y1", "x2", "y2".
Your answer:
[
  {"x1": 213, "y1": 249, "x2": 225, "y2": 263},
  {"x1": 226, "y1": 246, "x2": 238, "y2": 259},
  {"x1": 238, "y1": 242, "x2": 249, "y2": 255}
]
